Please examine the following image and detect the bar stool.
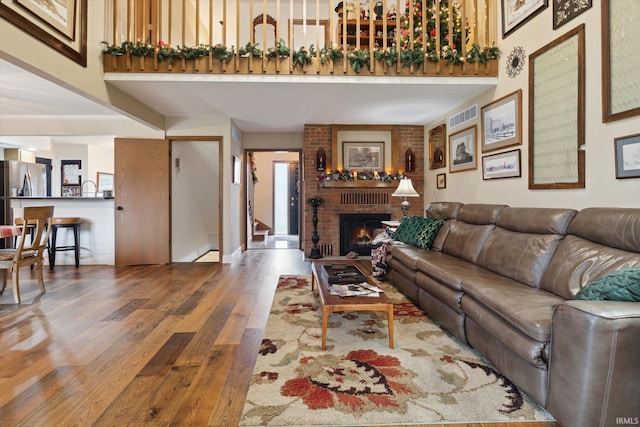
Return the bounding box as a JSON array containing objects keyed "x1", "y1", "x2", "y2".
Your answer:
[{"x1": 48, "y1": 217, "x2": 82, "y2": 270}]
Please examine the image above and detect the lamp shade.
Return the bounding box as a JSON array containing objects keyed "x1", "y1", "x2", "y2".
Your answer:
[{"x1": 392, "y1": 178, "x2": 419, "y2": 198}]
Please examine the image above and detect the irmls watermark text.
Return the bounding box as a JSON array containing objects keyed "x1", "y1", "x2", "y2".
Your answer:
[{"x1": 616, "y1": 417, "x2": 640, "y2": 425}]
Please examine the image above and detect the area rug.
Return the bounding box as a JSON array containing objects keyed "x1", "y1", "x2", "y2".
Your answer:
[{"x1": 239, "y1": 275, "x2": 554, "y2": 426}]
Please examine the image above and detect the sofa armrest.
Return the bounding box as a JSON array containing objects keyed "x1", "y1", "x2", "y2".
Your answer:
[{"x1": 547, "y1": 301, "x2": 640, "y2": 427}]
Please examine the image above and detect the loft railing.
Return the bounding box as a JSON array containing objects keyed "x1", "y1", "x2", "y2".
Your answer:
[{"x1": 102, "y1": 0, "x2": 500, "y2": 77}]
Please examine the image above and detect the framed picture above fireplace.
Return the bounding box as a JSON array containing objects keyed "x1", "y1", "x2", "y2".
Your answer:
[
  {"x1": 343, "y1": 142, "x2": 384, "y2": 172},
  {"x1": 332, "y1": 125, "x2": 398, "y2": 174}
]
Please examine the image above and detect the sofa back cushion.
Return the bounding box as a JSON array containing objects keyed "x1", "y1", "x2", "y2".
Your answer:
[
  {"x1": 426, "y1": 202, "x2": 463, "y2": 251},
  {"x1": 476, "y1": 208, "x2": 577, "y2": 287},
  {"x1": 567, "y1": 207, "x2": 640, "y2": 253},
  {"x1": 425, "y1": 202, "x2": 463, "y2": 220},
  {"x1": 540, "y1": 208, "x2": 640, "y2": 299},
  {"x1": 442, "y1": 204, "x2": 506, "y2": 264}
]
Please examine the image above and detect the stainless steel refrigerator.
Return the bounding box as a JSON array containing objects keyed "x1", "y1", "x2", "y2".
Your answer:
[{"x1": 0, "y1": 159, "x2": 47, "y2": 227}]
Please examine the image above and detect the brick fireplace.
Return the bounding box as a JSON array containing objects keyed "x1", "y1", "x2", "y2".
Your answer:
[
  {"x1": 340, "y1": 213, "x2": 392, "y2": 255},
  {"x1": 303, "y1": 124, "x2": 424, "y2": 257}
]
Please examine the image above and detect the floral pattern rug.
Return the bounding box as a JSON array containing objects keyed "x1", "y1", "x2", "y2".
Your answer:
[{"x1": 239, "y1": 275, "x2": 554, "y2": 426}]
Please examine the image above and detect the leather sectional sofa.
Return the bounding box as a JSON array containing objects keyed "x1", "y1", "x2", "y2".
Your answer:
[{"x1": 384, "y1": 202, "x2": 640, "y2": 427}]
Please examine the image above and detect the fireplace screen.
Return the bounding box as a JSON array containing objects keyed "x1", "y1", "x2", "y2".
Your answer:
[{"x1": 339, "y1": 213, "x2": 391, "y2": 256}]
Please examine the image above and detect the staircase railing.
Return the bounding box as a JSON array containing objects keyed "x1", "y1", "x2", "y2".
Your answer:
[{"x1": 102, "y1": 0, "x2": 500, "y2": 77}]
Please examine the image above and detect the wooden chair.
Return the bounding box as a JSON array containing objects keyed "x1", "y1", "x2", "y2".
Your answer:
[{"x1": 0, "y1": 206, "x2": 54, "y2": 303}]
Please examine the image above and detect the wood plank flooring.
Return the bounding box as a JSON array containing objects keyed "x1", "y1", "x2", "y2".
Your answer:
[{"x1": 0, "y1": 249, "x2": 559, "y2": 427}]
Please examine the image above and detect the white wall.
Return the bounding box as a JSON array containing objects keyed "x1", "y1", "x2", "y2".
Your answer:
[
  {"x1": 87, "y1": 142, "x2": 114, "y2": 194},
  {"x1": 172, "y1": 140, "x2": 220, "y2": 262},
  {"x1": 166, "y1": 114, "x2": 241, "y2": 263},
  {"x1": 244, "y1": 132, "x2": 303, "y2": 150},
  {"x1": 424, "y1": 5, "x2": 640, "y2": 210}
]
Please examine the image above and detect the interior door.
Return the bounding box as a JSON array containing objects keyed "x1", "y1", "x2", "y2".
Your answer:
[{"x1": 114, "y1": 138, "x2": 170, "y2": 265}]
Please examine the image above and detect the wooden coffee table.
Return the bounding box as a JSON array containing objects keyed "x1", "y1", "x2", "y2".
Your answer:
[{"x1": 311, "y1": 261, "x2": 394, "y2": 350}]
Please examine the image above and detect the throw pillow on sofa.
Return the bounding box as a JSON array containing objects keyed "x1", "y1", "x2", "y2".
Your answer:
[
  {"x1": 392, "y1": 216, "x2": 444, "y2": 249},
  {"x1": 574, "y1": 268, "x2": 640, "y2": 301}
]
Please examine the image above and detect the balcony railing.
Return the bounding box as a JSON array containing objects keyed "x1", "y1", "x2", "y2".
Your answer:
[{"x1": 102, "y1": 0, "x2": 500, "y2": 77}]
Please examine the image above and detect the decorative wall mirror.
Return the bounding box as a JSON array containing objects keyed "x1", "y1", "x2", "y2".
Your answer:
[
  {"x1": 253, "y1": 14, "x2": 277, "y2": 49},
  {"x1": 528, "y1": 24, "x2": 585, "y2": 190},
  {"x1": 429, "y1": 124, "x2": 446, "y2": 170},
  {"x1": 289, "y1": 19, "x2": 329, "y2": 50}
]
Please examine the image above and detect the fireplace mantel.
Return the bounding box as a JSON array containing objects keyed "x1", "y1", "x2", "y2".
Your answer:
[{"x1": 321, "y1": 180, "x2": 398, "y2": 188}]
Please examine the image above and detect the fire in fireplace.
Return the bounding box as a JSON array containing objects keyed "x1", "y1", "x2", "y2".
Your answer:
[{"x1": 339, "y1": 213, "x2": 391, "y2": 256}]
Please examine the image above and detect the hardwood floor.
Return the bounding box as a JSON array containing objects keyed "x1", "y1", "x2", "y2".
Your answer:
[{"x1": 0, "y1": 249, "x2": 559, "y2": 427}]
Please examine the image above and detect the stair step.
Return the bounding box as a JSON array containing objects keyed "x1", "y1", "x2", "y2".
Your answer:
[{"x1": 252, "y1": 229, "x2": 269, "y2": 241}]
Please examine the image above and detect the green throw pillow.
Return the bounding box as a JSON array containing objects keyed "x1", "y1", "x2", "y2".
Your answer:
[
  {"x1": 574, "y1": 268, "x2": 640, "y2": 301},
  {"x1": 390, "y1": 216, "x2": 414, "y2": 243},
  {"x1": 392, "y1": 216, "x2": 444, "y2": 250}
]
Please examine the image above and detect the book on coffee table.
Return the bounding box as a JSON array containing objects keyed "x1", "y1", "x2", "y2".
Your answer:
[{"x1": 329, "y1": 282, "x2": 384, "y2": 297}]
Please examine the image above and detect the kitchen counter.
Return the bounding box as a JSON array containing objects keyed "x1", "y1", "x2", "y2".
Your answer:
[{"x1": 10, "y1": 198, "x2": 114, "y2": 265}]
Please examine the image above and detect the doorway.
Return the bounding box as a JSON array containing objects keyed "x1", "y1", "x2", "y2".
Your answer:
[
  {"x1": 273, "y1": 161, "x2": 299, "y2": 235},
  {"x1": 247, "y1": 151, "x2": 301, "y2": 250},
  {"x1": 171, "y1": 138, "x2": 221, "y2": 262}
]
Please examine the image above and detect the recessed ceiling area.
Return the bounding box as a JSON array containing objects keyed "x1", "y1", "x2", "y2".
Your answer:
[{"x1": 104, "y1": 73, "x2": 497, "y2": 133}]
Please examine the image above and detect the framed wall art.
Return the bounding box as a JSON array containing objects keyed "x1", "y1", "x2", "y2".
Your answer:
[
  {"x1": 614, "y1": 133, "x2": 640, "y2": 179},
  {"x1": 0, "y1": 0, "x2": 87, "y2": 66},
  {"x1": 332, "y1": 125, "x2": 397, "y2": 174},
  {"x1": 553, "y1": 0, "x2": 592, "y2": 29},
  {"x1": 482, "y1": 149, "x2": 522, "y2": 180},
  {"x1": 529, "y1": 24, "x2": 585, "y2": 189},
  {"x1": 61, "y1": 159, "x2": 81, "y2": 185},
  {"x1": 481, "y1": 89, "x2": 522, "y2": 153},
  {"x1": 602, "y1": 1, "x2": 640, "y2": 122},
  {"x1": 436, "y1": 173, "x2": 446, "y2": 189},
  {"x1": 449, "y1": 125, "x2": 477, "y2": 173},
  {"x1": 343, "y1": 142, "x2": 384, "y2": 172},
  {"x1": 429, "y1": 124, "x2": 446, "y2": 170},
  {"x1": 97, "y1": 172, "x2": 114, "y2": 192},
  {"x1": 502, "y1": 0, "x2": 548, "y2": 38}
]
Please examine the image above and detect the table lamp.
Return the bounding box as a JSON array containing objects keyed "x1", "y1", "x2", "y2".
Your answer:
[{"x1": 392, "y1": 178, "x2": 419, "y2": 217}]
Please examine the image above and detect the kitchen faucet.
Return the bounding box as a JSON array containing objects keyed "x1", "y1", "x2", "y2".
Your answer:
[{"x1": 81, "y1": 180, "x2": 97, "y2": 197}]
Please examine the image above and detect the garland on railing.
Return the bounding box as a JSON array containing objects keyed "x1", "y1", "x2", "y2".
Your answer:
[
  {"x1": 319, "y1": 45, "x2": 344, "y2": 64},
  {"x1": 101, "y1": 40, "x2": 499, "y2": 71},
  {"x1": 292, "y1": 45, "x2": 316, "y2": 67},
  {"x1": 347, "y1": 49, "x2": 371, "y2": 72},
  {"x1": 266, "y1": 39, "x2": 291, "y2": 58}
]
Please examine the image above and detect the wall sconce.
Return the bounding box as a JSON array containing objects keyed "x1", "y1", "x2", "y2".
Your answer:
[
  {"x1": 316, "y1": 148, "x2": 327, "y2": 171},
  {"x1": 405, "y1": 149, "x2": 415, "y2": 172}
]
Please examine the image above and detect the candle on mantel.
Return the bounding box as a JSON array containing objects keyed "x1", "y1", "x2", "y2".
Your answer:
[
  {"x1": 374, "y1": 171, "x2": 379, "y2": 179},
  {"x1": 353, "y1": 171, "x2": 358, "y2": 179}
]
